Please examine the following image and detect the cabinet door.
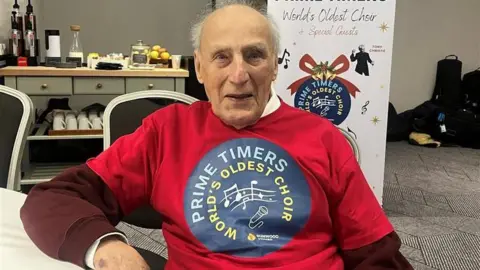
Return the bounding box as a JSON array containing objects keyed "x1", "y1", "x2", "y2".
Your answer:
[
  {"x1": 126, "y1": 78, "x2": 175, "y2": 93},
  {"x1": 74, "y1": 77, "x2": 125, "y2": 95},
  {"x1": 17, "y1": 77, "x2": 73, "y2": 95}
]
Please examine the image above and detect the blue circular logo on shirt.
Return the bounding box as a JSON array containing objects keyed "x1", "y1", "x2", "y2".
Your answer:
[
  {"x1": 184, "y1": 138, "x2": 311, "y2": 258},
  {"x1": 294, "y1": 78, "x2": 351, "y2": 125}
]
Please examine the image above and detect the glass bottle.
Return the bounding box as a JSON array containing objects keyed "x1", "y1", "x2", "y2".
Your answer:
[{"x1": 69, "y1": 25, "x2": 84, "y2": 64}]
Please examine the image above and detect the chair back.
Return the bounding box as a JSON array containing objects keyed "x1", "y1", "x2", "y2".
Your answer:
[
  {"x1": 103, "y1": 90, "x2": 198, "y2": 229},
  {"x1": 338, "y1": 128, "x2": 361, "y2": 164},
  {"x1": 0, "y1": 86, "x2": 34, "y2": 190}
]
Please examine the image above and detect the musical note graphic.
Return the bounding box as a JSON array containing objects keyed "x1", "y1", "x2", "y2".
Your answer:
[
  {"x1": 313, "y1": 96, "x2": 336, "y2": 109},
  {"x1": 221, "y1": 181, "x2": 277, "y2": 212},
  {"x1": 361, "y1": 101, "x2": 370, "y2": 115},
  {"x1": 278, "y1": 49, "x2": 291, "y2": 69},
  {"x1": 347, "y1": 127, "x2": 358, "y2": 140},
  {"x1": 248, "y1": 206, "x2": 269, "y2": 230},
  {"x1": 223, "y1": 184, "x2": 241, "y2": 208}
]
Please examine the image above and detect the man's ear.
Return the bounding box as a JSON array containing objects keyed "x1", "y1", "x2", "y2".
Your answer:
[
  {"x1": 273, "y1": 52, "x2": 279, "y2": 81},
  {"x1": 193, "y1": 50, "x2": 204, "y2": 84}
]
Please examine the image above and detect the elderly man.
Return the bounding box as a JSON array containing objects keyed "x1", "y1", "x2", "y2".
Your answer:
[
  {"x1": 20, "y1": 1, "x2": 411, "y2": 270},
  {"x1": 350, "y1": 45, "x2": 374, "y2": 76}
]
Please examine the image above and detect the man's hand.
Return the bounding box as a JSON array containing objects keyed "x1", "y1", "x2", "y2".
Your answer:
[
  {"x1": 352, "y1": 49, "x2": 356, "y2": 54},
  {"x1": 94, "y1": 237, "x2": 150, "y2": 270}
]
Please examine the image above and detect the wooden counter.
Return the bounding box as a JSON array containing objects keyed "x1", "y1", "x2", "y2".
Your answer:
[
  {"x1": 0, "y1": 66, "x2": 189, "y2": 77},
  {"x1": 1, "y1": 66, "x2": 189, "y2": 95}
]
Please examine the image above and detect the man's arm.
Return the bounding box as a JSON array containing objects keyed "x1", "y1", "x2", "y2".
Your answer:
[
  {"x1": 341, "y1": 232, "x2": 412, "y2": 270},
  {"x1": 20, "y1": 164, "x2": 125, "y2": 267},
  {"x1": 20, "y1": 114, "x2": 162, "y2": 268},
  {"x1": 350, "y1": 51, "x2": 357, "y2": 62},
  {"x1": 367, "y1": 54, "x2": 374, "y2": 65},
  {"x1": 322, "y1": 127, "x2": 412, "y2": 269}
]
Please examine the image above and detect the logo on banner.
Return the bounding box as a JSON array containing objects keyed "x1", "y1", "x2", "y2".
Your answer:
[
  {"x1": 184, "y1": 138, "x2": 311, "y2": 258},
  {"x1": 287, "y1": 54, "x2": 360, "y2": 125}
]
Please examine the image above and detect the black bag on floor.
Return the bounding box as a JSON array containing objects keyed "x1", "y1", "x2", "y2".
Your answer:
[
  {"x1": 431, "y1": 55, "x2": 463, "y2": 109},
  {"x1": 401, "y1": 101, "x2": 480, "y2": 149},
  {"x1": 409, "y1": 101, "x2": 480, "y2": 149},
  {"x1": 462, "y1": 68, "x2": 480, "y2": 114},
  {"x1": 436, "y1": 109, "x2": 480, "y2": 149},
  {"x1": 386, "y1": 102, "x2": 410, "y2": 141}
]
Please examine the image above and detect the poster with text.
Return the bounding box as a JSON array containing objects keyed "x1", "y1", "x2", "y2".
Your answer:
[{"x1": 268, "y1": 0, "x2": 397, "y2": 203}]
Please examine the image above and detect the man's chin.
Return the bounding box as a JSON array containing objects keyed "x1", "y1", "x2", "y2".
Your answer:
[{"x1": 221, "y1": 110, "x2": 261, "y2": 129}]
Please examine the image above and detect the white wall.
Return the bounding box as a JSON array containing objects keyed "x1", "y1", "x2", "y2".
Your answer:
[
  {"x1": 34, "y1": 0, "x2": 209, "y2": 58},
  {"x1": 390, "y1": 0, "x2": 480, "y2": 112}
]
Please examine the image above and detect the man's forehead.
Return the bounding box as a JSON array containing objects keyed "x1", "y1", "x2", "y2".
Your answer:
[
  {"x1": 200, "y1": 5, "x2": 272, "y2": 51},
  {"x1": 206, "y1": 4, "x2": 267, "y2": 26}
]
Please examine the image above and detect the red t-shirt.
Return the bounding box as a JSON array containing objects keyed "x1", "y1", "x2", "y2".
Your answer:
[{"x1": 87, "y1": 100, "x2": 393, "y2": 270}]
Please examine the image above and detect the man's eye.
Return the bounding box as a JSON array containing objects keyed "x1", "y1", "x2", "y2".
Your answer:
[
  {"x1": 215, "y1": 54, "x2": 228, "y2": 61},
  {"x1": 247, "y1": 51, "x2": 264, "y2": 61}
]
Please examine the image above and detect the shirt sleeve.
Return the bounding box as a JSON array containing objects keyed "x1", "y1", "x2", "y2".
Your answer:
[
  {"x1": 325, "y1": 127, "x2": 394, "y2": 250},
  {"x1": 86, "y1": 114, "x2": 162, "y2": 216},
  {"x1": 85, "y1": 233, "x2": 129, "y2": 269}
]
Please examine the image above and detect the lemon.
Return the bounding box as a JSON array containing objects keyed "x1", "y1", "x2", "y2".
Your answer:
[
  {"x1": 152, "y1": 45, "x2": 161, "y2": 52},
  {"x1": 160, "y1": 52, "x2": 170, "y2": 60},
  {"x1": 150, "y1": 51, "x2": 159, "y2": 59}
]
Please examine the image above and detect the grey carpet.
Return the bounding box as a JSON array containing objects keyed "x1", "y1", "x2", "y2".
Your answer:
[{"x1": 117, "y1": 141, "x2": 480, "y2": 269}]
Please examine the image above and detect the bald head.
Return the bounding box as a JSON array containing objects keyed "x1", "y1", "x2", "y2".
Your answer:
[
  {"x1": 191, "y1": 1, "x2": 280, "y2": 129},
  {"x1": 201, "y1": 5, "x2": 275, "y2": 55},
  {"x1": 191, "y1": 1, "x2": 280, "y2": 56}
]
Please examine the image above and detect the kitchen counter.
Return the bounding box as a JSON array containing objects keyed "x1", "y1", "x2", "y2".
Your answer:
[{"x1": 0, "y1": 66, "x2": 189, "y2": 77}]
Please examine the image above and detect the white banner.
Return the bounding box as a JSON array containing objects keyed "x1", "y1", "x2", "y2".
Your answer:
[{"x1": 268, "y1": 0, "x2": 397, "y2": 203}]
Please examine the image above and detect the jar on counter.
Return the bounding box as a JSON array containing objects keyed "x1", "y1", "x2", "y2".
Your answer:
[{"x1": 130, "y1": 40, "x2": 151, "y2": 65}]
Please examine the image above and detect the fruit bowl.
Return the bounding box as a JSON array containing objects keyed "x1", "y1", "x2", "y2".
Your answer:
[
  {"x1": 149, "y1": 44, "x2": 171, "y2": 68},
  {"x1": 149, "y1": 58, "x2": 169, "y2": 68}
]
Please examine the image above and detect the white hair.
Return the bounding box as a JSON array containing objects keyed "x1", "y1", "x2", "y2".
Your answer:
[{"x1": 190, "y1": 0, "x2": 280, "y2": 55}]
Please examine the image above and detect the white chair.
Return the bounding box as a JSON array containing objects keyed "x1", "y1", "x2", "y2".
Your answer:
[
  {"x1": 338, "y1": 127, "x2": 361, "y2": 164},
  {"x1": 0, "y1": 85, "x2": 34, "y2": 190}
]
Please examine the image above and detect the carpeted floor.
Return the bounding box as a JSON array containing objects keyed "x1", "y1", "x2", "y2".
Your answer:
[{"x1": 117, "y1": 141, "x2": 480, "y2": 269}]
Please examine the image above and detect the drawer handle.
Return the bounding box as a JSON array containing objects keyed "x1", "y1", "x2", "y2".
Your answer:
[
  {"x1": 148, "y1": 84, "x2": 154, "y2": 89},
  {"x1": 96, "y1": 83, "x2": 103, "y2": 89},
  {"x1": 41, "y1": 84, "x2": 48, "y2": 89}
]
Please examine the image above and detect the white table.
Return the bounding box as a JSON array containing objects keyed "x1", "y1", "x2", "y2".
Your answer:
[{"x1": 0, "y1": 188, "x2": 82, "y2": 269}]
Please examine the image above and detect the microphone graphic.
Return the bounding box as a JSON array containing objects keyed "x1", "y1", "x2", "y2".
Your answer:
[{"x1": 249, "y1": 206, "x2": 268, "y2": 229}]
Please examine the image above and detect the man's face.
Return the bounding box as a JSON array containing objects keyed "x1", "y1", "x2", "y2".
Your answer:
[
  {"x1": 359, "y1": 45, "x2": 365, "y2": 52},
  {"x1": 194, "y1": 5, "x2": 278, "y2": 129}
]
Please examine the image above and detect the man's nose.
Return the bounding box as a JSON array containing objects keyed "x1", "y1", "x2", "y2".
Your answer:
[{"x1": 229, "y1": 57, "x2": 249, "y2": 85}]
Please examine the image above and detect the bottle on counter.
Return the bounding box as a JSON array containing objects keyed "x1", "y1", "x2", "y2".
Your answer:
[
  {"x1": 68, "y1": 25, "x2": 84, "y2": 66},
  {"x1": 9, "y1": 0, "x2": 24, "y2": 56},
  {"x1": 24, "y1": 0, "x2": 37, "y2": 57}
]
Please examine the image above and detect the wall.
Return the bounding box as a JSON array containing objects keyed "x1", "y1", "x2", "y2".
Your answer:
[
  {"x1": 389, "y1": 0, "x2": 480, "y2": 112},
  {"x1": 1, "y1": 0, "x2": 210, "y2": 58}
]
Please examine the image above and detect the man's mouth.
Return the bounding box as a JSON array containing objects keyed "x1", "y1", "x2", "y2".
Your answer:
[{"x1": 226, "y1": 93, "x2": 254, "y2": 100}]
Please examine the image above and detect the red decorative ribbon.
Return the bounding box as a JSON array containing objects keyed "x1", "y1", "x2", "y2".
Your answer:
[{"x1": 287, "y1": 54, "x2": 360, "y2": 97}]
